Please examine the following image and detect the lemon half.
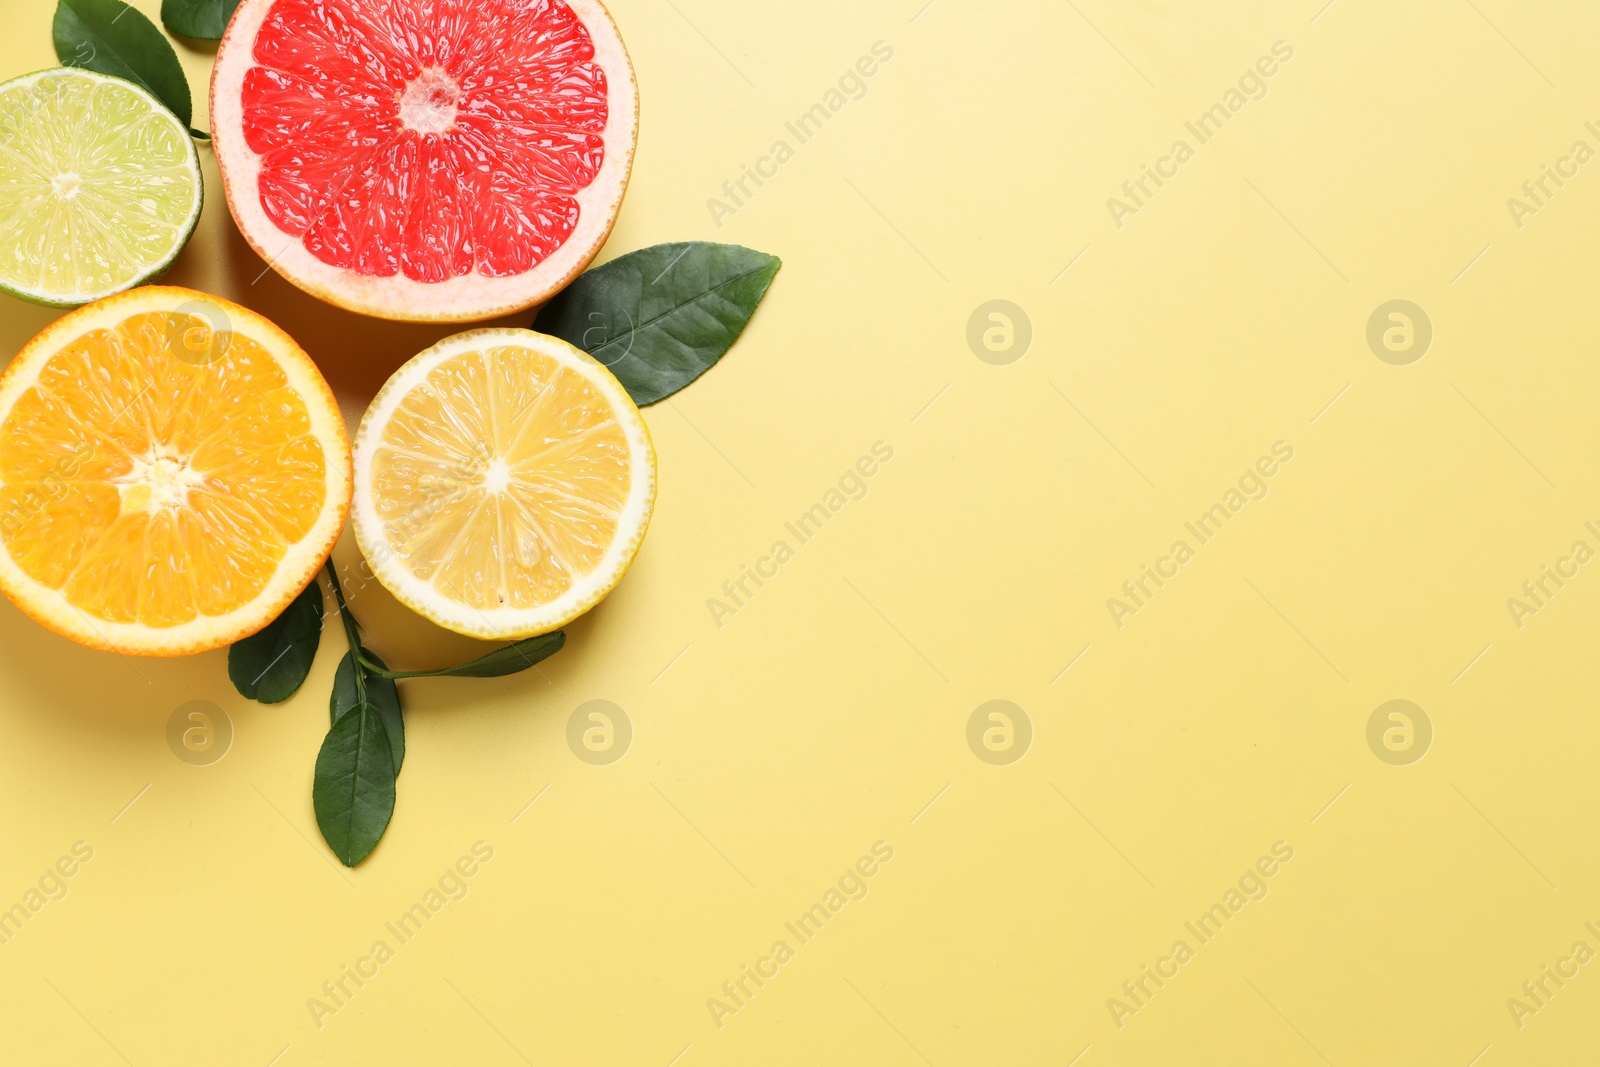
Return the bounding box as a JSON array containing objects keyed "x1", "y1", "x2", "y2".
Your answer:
[{"x1": 352, "y1": 329, "x2": 655, "y2": 639}]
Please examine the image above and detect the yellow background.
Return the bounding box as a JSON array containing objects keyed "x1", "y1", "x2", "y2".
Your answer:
[{"x1": 2, "y1": 0, "x2": 1598, "y2": 1063}]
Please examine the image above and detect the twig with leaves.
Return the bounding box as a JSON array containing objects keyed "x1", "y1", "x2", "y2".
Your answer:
[
  {"x1": 226, "y1": 240, "x2": 781, "y2": 865},
  {"x1": 230, "y1": 559, "x2": 566, "y2": 865}
]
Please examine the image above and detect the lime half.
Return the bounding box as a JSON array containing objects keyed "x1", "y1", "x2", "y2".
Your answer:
[{"x1": 0, "y1": 68, "x2": 202, "y2": 307}]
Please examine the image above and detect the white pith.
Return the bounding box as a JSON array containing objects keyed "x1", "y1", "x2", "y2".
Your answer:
[
  {"x1": 352, "y1": 329, "x2": 655, "y2": 640},
  {"x1": 0, "y1": 287, "x2": 352, "y2": 656},
  {"x1": 209, "y1": 0, "x2": 639, "y2": 323}
]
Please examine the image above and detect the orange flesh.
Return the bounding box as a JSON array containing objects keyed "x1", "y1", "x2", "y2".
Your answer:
[
  {"x1": 369, "y1": 344, "x2": 630, "y2": 611},
  {"x1": 0, "y1": 312, "x2": 326, "y2": 627}
]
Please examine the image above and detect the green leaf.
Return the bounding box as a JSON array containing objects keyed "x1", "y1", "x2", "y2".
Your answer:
[
  {"x1": 53, "y1": 0, "x2": 194, "y2": 127},
  {"x1": 227, "y1": 582, "x2": 324, "y2": 703},
  {"x1": 332, "y1": 650, "x2": 404, "y2": 772},
  {"x1": 357, "y1": 631, "x2": 565, "y2": 680},
  {"x1": 160, "y1": 0, "x2": 239, "y2": 39},
  {"x1": 312, "y1": 707, "x2": 396, "y2": 867},
  {"x1": 534, "y1": 242, "x2": 781, "y2": 406}
]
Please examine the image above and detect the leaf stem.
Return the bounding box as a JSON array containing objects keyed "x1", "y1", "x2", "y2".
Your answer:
[
  {"x1": 323, "y1": 557, "x2": 366, "y2": 702},
  {"x1": 323, "y1": 560, "x2": 565, "y2": 682},
  {"x1": 354, "y1": 633, "x2": 565, "y2": 680},
  {"x1": 354, "y1": 648, "x2": 392, "y2": 677}
]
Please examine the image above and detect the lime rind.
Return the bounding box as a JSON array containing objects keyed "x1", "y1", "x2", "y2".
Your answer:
[{"x1": 0, "y1": 67, "x2": 202, "y2": 308}]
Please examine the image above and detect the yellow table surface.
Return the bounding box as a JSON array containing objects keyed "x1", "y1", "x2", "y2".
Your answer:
[{"x1": 3, "y1": 0, "x2": 1599, "y2": 1063}]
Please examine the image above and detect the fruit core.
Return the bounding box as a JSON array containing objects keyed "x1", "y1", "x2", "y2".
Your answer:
[
  {"x1": 121, "y1": 453, "x2": 205, "y2": 511},
  {"x1": 398, "y1": 69, "x2": 460, "y2": 135},
  {"x1": 483, "y1": 459, "x2": 512, "y2": 494}
]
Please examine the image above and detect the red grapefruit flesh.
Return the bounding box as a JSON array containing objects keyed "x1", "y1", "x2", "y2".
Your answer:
[{"x1": 211, "y1": 0, "x2": 638, "y2": 322}]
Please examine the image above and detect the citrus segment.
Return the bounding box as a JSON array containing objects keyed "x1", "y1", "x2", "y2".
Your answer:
[
  {"x1": 0, "y1": 287, "x2": 352, "y2": 656},
  {"x1": 0, "y1": 69, "x2": 203, "y2": 308},
  {"x1": 353, "y1": 329, "x2": 654, "y2": 639},
  {"x1": 211, "y1": 0, "x2": 638, "y2": 322}
]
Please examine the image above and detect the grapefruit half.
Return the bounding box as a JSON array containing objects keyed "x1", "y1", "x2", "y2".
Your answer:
[{"x1": 211, "y1": 0, "x2": 639, "y2": 323}]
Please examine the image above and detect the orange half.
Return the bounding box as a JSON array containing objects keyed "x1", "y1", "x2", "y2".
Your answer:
[{"x1": 0, "y1": 286, "x2": 352, "y2": 655}]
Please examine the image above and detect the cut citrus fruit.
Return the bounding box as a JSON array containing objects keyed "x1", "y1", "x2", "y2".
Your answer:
[
  {"x1": 0, "y1": 68, "x2": 203, "y2": 308},
  {"x1": 210, "y1": 0, "x2": 639, "y2": 323},
  {"x1": 0, "y1": 286, "x2": 352, "y2": 656},
  {"x1": 352, "y1": 328, "x2": 654, "y2": 639}
]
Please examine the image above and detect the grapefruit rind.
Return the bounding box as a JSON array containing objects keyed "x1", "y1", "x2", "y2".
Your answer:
[
  {"x1": 0, "y1": 69, "x2": 203, "y2": 309},
  {"x1": 351, "y1": 328, "x2": 655, "y2": 640},
  {"x1": 0, "y1": 287, "x2": 352, "y2": 657},
  {"x1": 210, "y1": 0, "x2": 640, "y2": 324}
]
